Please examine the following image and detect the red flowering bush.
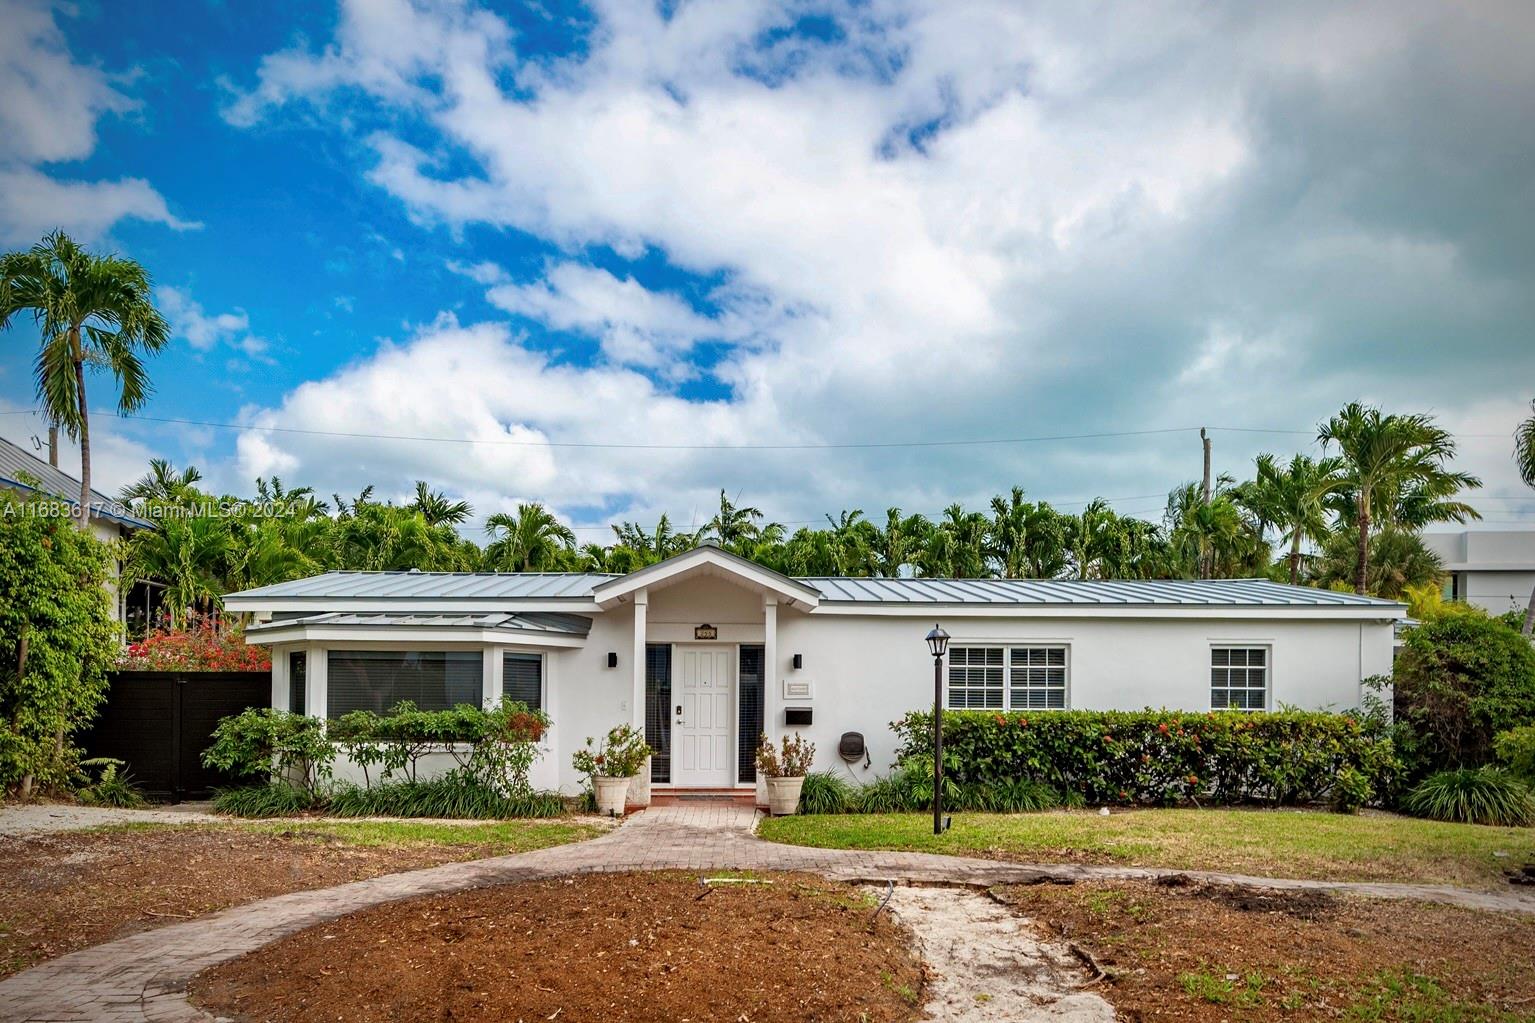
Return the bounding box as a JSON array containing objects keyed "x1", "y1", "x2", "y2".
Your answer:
[{"x1": 119, "y1": 613, "x2": 271, "y2": 672}]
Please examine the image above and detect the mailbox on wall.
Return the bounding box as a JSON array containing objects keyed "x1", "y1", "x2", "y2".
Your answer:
[{"x1": 784, "y1": 706, "x2": 813, "y2": 726}]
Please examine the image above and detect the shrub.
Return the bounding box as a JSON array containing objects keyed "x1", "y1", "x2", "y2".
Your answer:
[
  {"x1": 854, "y1": 771, "x2": 921, "y2": 813},
  {"x1": 1401, "y1": 767, "x2": 1535, "y2": 826},
  {"x1": 213, "y1": 782, "x2": 319, "y2": 817},
  {"x1": 1494, "y1": 726, "x2": 1535, "y2": 785},
  {"x1": 798, "y1": 770, "x2": 856, "y2": 814},
  {"x1": 326, "y1": 778, "x2": 564, "y2": 819},
  {"x1": 202, "y1": 708, "x2": 335, "y2": 794},
  {"x1": 0, "y1": 492, "x2": 119, "y2": 796},
  {"x1": 572, "y1": 724, "x2": 654, "y2": 779},
  {"x1": 756, "y1": 732, "x2": 815, "y2": 778},
  {"x1": 892, "y1": 709, "x2": 1398, "y2": 810},
  {"x1": 1392, "y1": 604, "x2": 1535, "y2": 769},
  {"x1": 76, "y1": 757, "x2": 147, "y2": 808}
]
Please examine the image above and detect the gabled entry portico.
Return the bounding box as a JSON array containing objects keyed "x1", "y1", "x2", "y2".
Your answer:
[{"x1": 591, "y1": 544, "x2": 821, "y2": 791}]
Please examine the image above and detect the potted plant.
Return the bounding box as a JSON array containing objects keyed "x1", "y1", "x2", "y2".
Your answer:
[
  {"x1": 573, "y1": 724, "x2": 655, "y2": 816},
  {"x1": 756, "y1": 732, "x2": 815, "y2": 815}
]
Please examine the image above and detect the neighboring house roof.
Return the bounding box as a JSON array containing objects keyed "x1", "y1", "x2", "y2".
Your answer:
[
  {"x1": 226, "y1": 552, "x2": 1404, "y2": 617},
  {"x1": 0, "y1": 435, "x2": 154, "y2": 530}
]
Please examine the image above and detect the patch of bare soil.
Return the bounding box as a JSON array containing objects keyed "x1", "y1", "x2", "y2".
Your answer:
[
  {"x1": 0, "y1": 827, "x2": 528, "y2": 977},
  {"x1": 192, "y1": 872, "x2": 926, "y2": 1023},
  {"x1": 996, "y1": 878, "x2": 1535, "y2": 1022}
]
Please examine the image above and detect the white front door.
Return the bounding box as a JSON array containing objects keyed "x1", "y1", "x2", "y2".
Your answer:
[{"x1": 672, "y1": 645, "x2": 734, "y2": 787}]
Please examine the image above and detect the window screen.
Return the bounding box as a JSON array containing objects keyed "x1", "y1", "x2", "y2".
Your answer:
[
  {"x1": 948, "y1": 647, "x2": 1005, "y2": 709},
  {"x1": 738, "y1": 645, "x2": 765, "y2": 784},
  {"x1": 1009, "y1": 646, "x2": 1067, "y2": 709},
  {"x1": 645, "y1": 644, "x2": 672, "y2": 783},
  {"x1": 325, "y1": 650, "x2": 482, "y2": 718},
  {"x1": 289, "y1": 651, "x2": 307, "y2": 715},
  {"x1": 1211, "y1": 646, "x2": 1268, "y2": 711},
  {"x1": 502, "y1": 652, "x2": 542, "y2": 710}
]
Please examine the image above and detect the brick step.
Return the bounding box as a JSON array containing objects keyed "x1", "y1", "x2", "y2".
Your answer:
[{"x1": 647, "y1": 788, "x2": 759, "y2": 807}]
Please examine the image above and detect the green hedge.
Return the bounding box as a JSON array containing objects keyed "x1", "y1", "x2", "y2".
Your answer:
[{"x1": 892, "y1": 709, "x2": 1400, "y2": 811}]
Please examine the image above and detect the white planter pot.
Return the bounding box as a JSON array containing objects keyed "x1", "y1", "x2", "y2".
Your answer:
[
  {"x1": 765, "y1": 775, "x2": 805, "y2": 816},
  {"x1": 627, "y1": 757, "x2": 652, "y2": 808},
  {"x1": 594, "y1": 775, "x2": 631, "y2": 816}
]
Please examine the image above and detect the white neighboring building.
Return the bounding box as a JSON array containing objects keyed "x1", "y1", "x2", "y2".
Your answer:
[
  {"x1": 1422, "y1": 530, "x2": 1535, "y2": 616},
  {"x1": 0, "y1": 435, "x2": 159, "y2": 632},
  {"x1": 225, "y1": 545, "x2": 1404, "y2": 797}
]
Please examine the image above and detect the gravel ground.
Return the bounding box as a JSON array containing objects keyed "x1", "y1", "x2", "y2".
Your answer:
[{"x1": 0, "y1": 802, "x2": 221, "y2": 836}]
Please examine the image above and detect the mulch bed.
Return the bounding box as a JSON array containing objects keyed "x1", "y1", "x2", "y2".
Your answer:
[
  {"x1": 0, "y1": 827, "x2": 531, "y2": 977},
  {"x1": 996, "y1": 876, "x2": 1535, "y2": 1021},
  {"x1": 191, "y1": 872, "x2": 926, "y2": 1023}
]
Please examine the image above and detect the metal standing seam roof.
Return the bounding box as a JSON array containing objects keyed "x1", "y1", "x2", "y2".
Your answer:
[
  {"x1": 801, "y1": 577, "x2": 1401, "y2": 607},
  {"x1": 228, "y1": 570, "x2": 1402, "y2": 608},
  {"x1": 0, "y1": 435, "x2": 154, "y2": 530},
  {"x1": 247, "y1": 611, "x2": 593, "y2": 635}
]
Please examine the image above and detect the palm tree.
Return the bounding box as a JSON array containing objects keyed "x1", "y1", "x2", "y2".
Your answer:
[
  {"x1": 1515, "y1": 399, "x2": 1535, "y2": 635},
  {"x1": 484, "y1": 503, "x2": 577, "y2": 571},
  {"x1": 124, "y1": 512, "x2": 231, "y2": 627},
  {"x1": 872, "y1": 508, "x2": 929, "y2": 578},
  {"x1": 611, "y1": 514, "x2": 696, "y2": 567},
  {"x1": 1314, "y1": 526, "x2": 1444, "y2": 600},
  {"x1": 988, "y1": 487, "x2": 1031, "y2": 578},
  {"x1": 1240, "y1": 453, "x2": 1345, "y2": 585},
  {"x1": 1, "y1": 231, "x2": 170, "y2": 529},
  {"x1": 922, "y1": 504, "x2": 990, "y2": 578},
  {"x1": 703, "y1": 490, "x2": 763, "y2": 553},
  {"x1": 1318, "y1": 402, "x2": 1481, "y2": 594},
  {"x1": 409, "y1": 481, "x2": 471, "y2": 527},
  {"x1": 120, "y1": 458, "x2": 203, "y2": 505}
]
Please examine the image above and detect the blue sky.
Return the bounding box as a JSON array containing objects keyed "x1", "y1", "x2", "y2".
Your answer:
[{"x1": 2, "y1": 0, "x2": 1533, "y2": 539}]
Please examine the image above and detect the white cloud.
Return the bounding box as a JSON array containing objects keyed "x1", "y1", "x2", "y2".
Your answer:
[
  {"x1": 156, "y1": 285, "x2": 271, "y2": 363},
  {"x1": 0, "y1": 1, "x2": 192, "y2": 244},
  {"x1": 212, "y1": 0, "x2": 1535, "y2": 529}
]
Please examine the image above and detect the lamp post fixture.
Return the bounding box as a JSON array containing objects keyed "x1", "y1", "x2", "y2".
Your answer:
[{"x1": 925, "y1": 623, "x2": 950, "y2": 836}]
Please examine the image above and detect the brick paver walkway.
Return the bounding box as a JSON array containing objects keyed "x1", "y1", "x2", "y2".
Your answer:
[{"x1": 4, "y1": 804, "x2": 1532, "y2": 1022}]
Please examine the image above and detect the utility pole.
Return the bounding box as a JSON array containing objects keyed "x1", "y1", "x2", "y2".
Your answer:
[
  {"x1": 1200, "y1": 427, "x2": 1211, "y2": 505},
  {"x1": 47, "y1": 423, "x2": 58, "y2": 467}
]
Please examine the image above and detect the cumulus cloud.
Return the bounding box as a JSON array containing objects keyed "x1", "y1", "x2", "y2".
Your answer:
[
  {"x1": 0, "y1": 0, "x2": 193, "y2": 244},
  {"x1": 215, "y1": 0, "x2": 1535, "y2": 529},
  {"x1": 156, "y1": 285, "x2": 270, "y2": 362}
]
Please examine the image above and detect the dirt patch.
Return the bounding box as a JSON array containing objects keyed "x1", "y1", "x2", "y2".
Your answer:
[
  {"x1": 996, "y1": 878, "x2": 1535, "y2": 1022},
  {"x1": 0, "y1": 824, "x2": 580, "y2": 977},
  {"x1": 192, "y1": 872, "x2": 925, "y2": 1023}
]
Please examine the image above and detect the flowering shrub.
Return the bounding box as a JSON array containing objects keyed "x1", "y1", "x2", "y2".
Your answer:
[
  {"x1": 572, "y1": 724, "x2": 653, "y2": 778},
  {"x1": 119, "y1": 613, "x2": 270, "y2": 672},
  {"x1": 893, "y1": 709, "x2": 1399, "y2": 812}
]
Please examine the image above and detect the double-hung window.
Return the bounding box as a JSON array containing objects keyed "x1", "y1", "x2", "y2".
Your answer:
[
  {"x1": 1210, "y1": 646, "x2": 1268, "y2": 711},
  {"x1": 948, "y1": 645, "x2": 1068, "y2": 710}
]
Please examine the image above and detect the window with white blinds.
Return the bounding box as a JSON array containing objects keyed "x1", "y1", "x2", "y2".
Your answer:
[
  {"x1": 948, "y1": 645, "x2": 1069, "y2": 710},
  {"x1": 947, "y1": 647, "x2": 1005, "y2": 708},
  {"x1": 502, "y1": 652, "x2": 543, "y2": 710},
  {"x1": 326, "y1": 650, "x2": 483, "y2": 718},
  {"x1": 1010, "y1": 646, "x2": 1068, "y2": 709},
  {"x1": 1210, "y1": 646, "x2": 1268, "y2": 711}
]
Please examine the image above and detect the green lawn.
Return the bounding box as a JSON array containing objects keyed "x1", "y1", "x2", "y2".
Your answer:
[
  {"x1": 240, "y1": 818, "x2": 607, "y2": 853},
  {"x1": 757, "y1": 809, "x2": 1535, "y2": 888}
]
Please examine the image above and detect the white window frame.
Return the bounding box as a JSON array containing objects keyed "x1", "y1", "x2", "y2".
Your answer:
[
  {"x1": 501, "y1": 650, "x2": 545, "y2": 711},
  {"x1": 1008, "y1": 645, "x2": 1070, "y2": 710},
  {"x1": 947, "y1": 644, "x2": 1071, "y2": 711},
  {"x1": 1209, "y1": 644, "x2": 1270, "y2": 712}
]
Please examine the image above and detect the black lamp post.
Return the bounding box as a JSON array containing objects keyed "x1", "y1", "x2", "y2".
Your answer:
[{"x1": 925, "y1": 623, "x2": 950, "y2": 835}]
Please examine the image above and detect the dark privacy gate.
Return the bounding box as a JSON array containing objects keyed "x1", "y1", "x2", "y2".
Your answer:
[{"x1": 80, "y1": 670, "x2": 270, "y2": 799}]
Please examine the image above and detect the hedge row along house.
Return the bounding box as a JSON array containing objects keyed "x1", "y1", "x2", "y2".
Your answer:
[{"x1": 224, "y1": 543, "x2": 1406, "y2": 799}]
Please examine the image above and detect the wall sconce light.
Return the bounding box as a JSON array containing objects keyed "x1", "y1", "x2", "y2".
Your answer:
[
  {"x1": 792, "y1": 653, "x2": 804, "y2": 670},
  {"x1": 607, "y1": 652, "x2": 619, "y2": 668}
]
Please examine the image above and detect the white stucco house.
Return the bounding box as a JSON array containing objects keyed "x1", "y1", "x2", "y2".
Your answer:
[
  {"x1": 1422, "y1": 530, "x2": 1535, "y2": 617},
  {"x1": 224, "y1": 544, "x2": 1405, "y2": 798},
  {"x1": 0, "y1": 434, "x2": 161, "y2": 634}
]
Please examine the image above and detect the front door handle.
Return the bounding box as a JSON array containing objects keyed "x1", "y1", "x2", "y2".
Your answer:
[{"x1": 675, "y1": 704, "x2": 683, "y2": 721}]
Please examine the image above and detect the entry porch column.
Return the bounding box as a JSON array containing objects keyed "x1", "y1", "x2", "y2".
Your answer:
[
  {"x1": 763, "y1": 596, "x2": 779, "y2": 742},
  {"x1": 631, "y1": 588, "x2": 647, "y2": 732}
]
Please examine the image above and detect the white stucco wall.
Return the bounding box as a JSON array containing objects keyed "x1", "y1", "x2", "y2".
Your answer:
[{"x1": 254, "y1": 576, "x2": 1398, "y2": 797}]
